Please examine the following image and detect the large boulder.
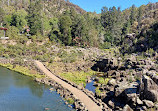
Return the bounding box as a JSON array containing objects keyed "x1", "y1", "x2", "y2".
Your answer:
[
  {"x1": 140, "y1": 75, "x2": 158, "y2": 102},
  {"x1": 92, "y1": 59, "x2": 109, "y2": 71},
  {"x1": 108, "y1": 100, "x2": 115, "y2": 109},
  {"x1": 108, "y1": 79, "x2": 117, "y2": 86},
  {"x1": 124, "y1": 33, "x2": 136, "y2": 47},
  {"x1": 114, "y1": 81, "x2": 139, "y2": 104},
  {"x1": 136, "y1": 97, "x2": 143, "y2": 106},
  {"x1": 111, "y1": 71, "x2": 120, "y2": 79},
  {"x1": 92, "y1": 57, "x2": 121, "y2": 71},
  {"x1": 155, "y1": 103, "x2": 158, "y2": 110},
  {"x1": 146, "y1": 71, "x2": 158, "y2": 84},
  {"x1": 124, "y1": 55, "x2": 137, "y2": 69},
  {"x1": 109, "y1": 57, "x2": 119, "y2": 70},
  {"x1": 122, "y1": 104, "x2": 133, "y2": 111},
  {"x1": 143, "y1": 100, "x2": 154, "y2": 108}
]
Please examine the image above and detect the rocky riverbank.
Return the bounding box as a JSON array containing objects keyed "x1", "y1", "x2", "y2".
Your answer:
[
  {"x1": 0, "y1": 58, "x2": 44, "y2": 78},
  {"x1": 0, "y1": 58, "x2": 105, "y2": 110},
  {"x1": 35, "y1": 77, "x2": 107, "y2": 110},
  {"x1": 0, "y1": 49, "x2": 158, "y2": 111},
  {"x1": 92, "y1": 53, "x2": 158, "y2": 111}
]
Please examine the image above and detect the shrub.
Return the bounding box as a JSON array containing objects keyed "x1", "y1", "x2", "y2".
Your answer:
[
  {"x1": 30, "y1": 35, "x2": 37, "y2": 42},
  {"x1": 3, "y1": 54, "x2": 9, "y2": 58},
  {"x1": 18, "y1": 35, "x2": 28, "y2": 44},
  {"x1": 57, "y1": 50, "x2": 78, "y2": 63},
  {"x1": 59, "y1": 71, "x2": 96, "y2": 86},
  {"x1": 99, "y1": 41, "x2": 112, "y2": 49},
  {"x1": 95, "y1": 87, "x2": 102, "y2": 96},
  {"x1": 98, "y1": 77, "x2": 110, "y2": 85},
  {"x1": 146, "y1": 48, "x2": 154, "y2": 55},
  {"x1": 6, "y1": 26, "x2": 19, "y2": 39},
  {"x1": 66, "y1": 98, "x2": 74, "y2": 104}
]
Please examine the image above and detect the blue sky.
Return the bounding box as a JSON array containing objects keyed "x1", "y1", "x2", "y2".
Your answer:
[{"x1": 69, "y1": 0, "x2": 158, "y2": 13}]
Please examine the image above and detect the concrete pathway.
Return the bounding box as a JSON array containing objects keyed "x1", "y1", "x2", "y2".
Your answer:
[{"x1": 34, "y1": 61, "x2": 102, "y2": 111}]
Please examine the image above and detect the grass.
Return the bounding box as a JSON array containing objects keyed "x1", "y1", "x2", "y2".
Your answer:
[
  {"x1": 148, "y1": 108, "x2": 157, "y2": 111},
  {"x1": 0, "y1": 63, "x2": 45, "y2": 78},
  {"x1": 98, "y1": 77, "x2": 110, "y2": 85},
  {"x1": 56, "y1": 49, "x2": 84, "y2": 63},
  {"x1": 134, "y1": 75, "x2": 141, "y2": 81},
  {"x1": 59, "y1": 70, "x2": 96, "y2": 87},
  {"x1": 95, "y1": 87, "x2": 102, "y2": 96},
  {"x1": 66, "y1": 98, "x2": 75, "y2": 104},
  {"x1": 136, "y1": 55, "x2": 146, "y2": 61},
  {"x1": 103, "y1": 47, "x2": 120, "y2": 57}
]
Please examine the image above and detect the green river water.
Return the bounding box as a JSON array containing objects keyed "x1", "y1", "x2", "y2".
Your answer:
[{"x1": 0, "y1": 66, "x2": 74, "y2": 111}]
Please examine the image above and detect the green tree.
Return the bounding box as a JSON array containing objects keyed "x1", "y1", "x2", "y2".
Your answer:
[
  {"x1": 59, "y1": 15, "x2": 72, "y2": 45},
  {"x1": 11, "y1": 9, "x2": 27, "y2": 31},
  {"x1": 49, "y1": 17, "x2": 59, "y2": 30},
  {"x1": 111, "y1": 7, "x2": 123, "y2": 45},
  {"x1": 101, "y1": 6, "x2": 123, "y2": 45},
  {"x1": 137, "y1": 6, "x2": 143, "y2": 30},
  {"x1": 41, "y1": 12, "x2": 52, "y2": 36},
  {"x1": 72, "y1": 15, "x2": 88, "y2": 45},
  {"x1": 101, "y1": 6, "x2": 111, "y2": 30},
  {"x1": 84, "y1": 13, "x2": 99, "y2": 47},
  {"x1": 49, "y1": 17, "x2": 60, "y2": 42},
  {"x1": 27, "y1": 1, "x2": 42, "y2": 35},
  {"x1": 0, "y1": 7, "x2": 5, "y2": 24},
  {"x1": 49, "y1": 29, "x2": 61, "y2": 43},
  {"x1": 130, "y1": 5, "x2": 136, "y2": 25},
  {"x1": 122, "y1": 20, "x2": 131, "y2": 35},
  {"x1": 4, "y1": 15, "x2": 12, "y2": 26}
]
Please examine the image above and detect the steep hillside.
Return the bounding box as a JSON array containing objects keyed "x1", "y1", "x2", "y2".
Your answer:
[
  {"x1": 121, "y1": 3, "x2": 158, "y2": 54},
  {"x1": 0, "y1": 1, "x2": 158, "y2": 49},
  {"x1": 0, "y1": 1, "x2": 158, "y2": 111},
  {"x1": 0, "y1": 0, "x2": 86, "y2": 15}
]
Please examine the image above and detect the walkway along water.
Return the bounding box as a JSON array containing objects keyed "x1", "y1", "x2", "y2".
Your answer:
[
  {"x1": 34, "y1": 61, "x2": 102, "y2": 111},
  {"x1": 0, "y1": 66, "x2": 73, "y2": 111}
]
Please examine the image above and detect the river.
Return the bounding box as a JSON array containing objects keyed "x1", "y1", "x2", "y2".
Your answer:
[{"x1": 0, "y1": 66, "x2": 74, "y2": 111}]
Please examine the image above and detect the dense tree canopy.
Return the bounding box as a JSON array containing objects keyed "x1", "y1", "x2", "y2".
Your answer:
[{"x1": 0, "y1": 0, "x2": 157, "y2": 50}]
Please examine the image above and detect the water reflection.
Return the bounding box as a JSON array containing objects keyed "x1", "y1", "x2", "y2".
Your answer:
[
  {"x1": 0, "y1": 67, "x2": 45, "y2": 98},
  {"x1": 12, "y1": 71, "x2": 45, "y2": 98},
  {"x1": 0, "y1": 66, "x2": 73, "y2": 111},
  {"x1": 0, "y1": 67, "x2": 12, "y2": 96}
]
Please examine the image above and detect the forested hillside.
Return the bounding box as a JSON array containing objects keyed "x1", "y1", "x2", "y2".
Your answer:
[
  {"x1": 0, "y1": 1, "x2": 158, "y2": 110},
  {"x1": 0, "y1": 0, "x2": 158, "y2": 52}
]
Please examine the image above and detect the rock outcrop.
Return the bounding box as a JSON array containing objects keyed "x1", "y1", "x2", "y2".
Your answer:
[
  {"x1": 140, "y1": 75, "x2": 158, "y2": 102},
  {"x1": 122, "y1": 104, "x2": 133, "y2": 111},
  {"x1": 92, "y1": 54, "x2": 158, "y2": 110}
]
